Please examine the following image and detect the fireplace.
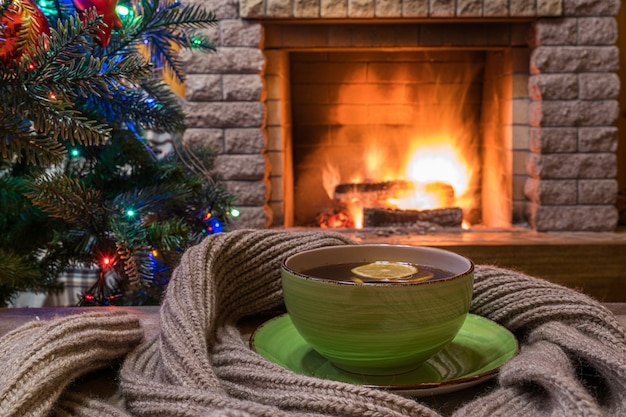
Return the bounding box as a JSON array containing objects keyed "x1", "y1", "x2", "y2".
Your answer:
[
  {"x1": 289, "y1": 48, "x2": 508, "y2": 229},
  {"x1": 181, "y1": 0, "x2": 621, "y2": 232}
]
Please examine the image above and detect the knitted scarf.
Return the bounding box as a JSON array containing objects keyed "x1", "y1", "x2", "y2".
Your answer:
[{"x1": 1, "y1": 229, "x2": 625, "y2": 416}]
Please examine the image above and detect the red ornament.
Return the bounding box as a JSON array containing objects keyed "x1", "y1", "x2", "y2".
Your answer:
[
  {"x1": 0, "y1": 0, "x2": 50, "y2": 62},
  {"x1": 72, "y1": 0, "x2": 122, "y2": 47}
]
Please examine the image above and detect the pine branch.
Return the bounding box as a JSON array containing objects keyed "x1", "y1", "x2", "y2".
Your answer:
[
  {"x1": 81, "y1": 78, "x2": 186, "y2": 133},
  {"x1": 0, "y1": 249, "x2": 48, "y2": 307},
  {"x1": 102, "y1": 0, "x2": 216, "y2": 85},
  {"x1": 0, "y1": 249, "x2": 41, "y2": 285},
  {"x1": 26, "y1": 172, "x2": 104, "y2": 230},
  {"x1": 145, "y1": 218, "x2": 193, "y2": 251},
  {"x1": 0, "y1": 112, "x2": 67, "y2": 164},
  {"x1": 6, "y1": 12, "x2": 115, "y2": 147},
  {"x1": 142, "y1": 1, "x2": 218, "y2": 32}
]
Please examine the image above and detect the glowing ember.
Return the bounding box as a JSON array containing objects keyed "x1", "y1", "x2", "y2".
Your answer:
[{"x1": 311, "y1": 52, "x2": 483, "y2": 229}]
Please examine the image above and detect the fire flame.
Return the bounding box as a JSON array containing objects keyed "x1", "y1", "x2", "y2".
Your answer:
[
  {"x1": 387, "y1": 140, "x2": 471, "y2": 210},
  {"x1": 312, "y1": 52, "x2": 483, "y2": 229},
  {"x1": 320, "y1": 134, "x2": 475, "y2": 229}
]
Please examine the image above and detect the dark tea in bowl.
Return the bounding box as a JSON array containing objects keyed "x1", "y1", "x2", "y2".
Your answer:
[{"x1": 281, "y1": 244, "x2": 474, "y2": 375}]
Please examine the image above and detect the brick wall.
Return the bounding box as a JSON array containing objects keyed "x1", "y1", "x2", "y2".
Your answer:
[{"x1": 181, "y1": 0, "x2": 621, "y2": 231}]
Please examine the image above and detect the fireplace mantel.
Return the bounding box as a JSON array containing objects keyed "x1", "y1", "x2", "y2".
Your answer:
[{"x1": 181, "y1": 0, "x2": 621, "y2": 232}]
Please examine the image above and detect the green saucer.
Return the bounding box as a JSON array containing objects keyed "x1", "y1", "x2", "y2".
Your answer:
[{"x1": 251, "y1": 313, "x2": 518, "y2": 397}]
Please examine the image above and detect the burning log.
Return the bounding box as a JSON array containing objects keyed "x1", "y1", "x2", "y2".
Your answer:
[
  {"x1": 334, "y1": 180, "x2": 455, "y2": 208},
  {"x1": 334, "y1": 180, "x2": 413, "y2": 206},
  {"x1": 363, "y1": 207, "x2": 463, "y2": 228}
]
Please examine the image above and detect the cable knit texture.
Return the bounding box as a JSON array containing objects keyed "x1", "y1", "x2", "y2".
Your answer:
[{"x1": 1, "y1": 229, "x2": 625, "y2": 416}]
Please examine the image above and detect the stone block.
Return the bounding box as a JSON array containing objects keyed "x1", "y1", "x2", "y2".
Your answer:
[
  {"x1": 578, "y1": 179, "x2": 618, "y2": 204},
  {"x1": 529, "y1": 127, "x2": 578, "y2": 153},
  {"x1": 185, "y1": 75, "x2": 223, "y2": 101},
  {"x1": 267, "y1": 0, "x2": 292, "y2": 17},
  {"x1": 184, "y1": 102, "x2": 265, "y2": 128},
  {"x1": 191, "y1": 0, "x2": 239, "y2": 19},
  {"x1": 225, "y1": 180, "x2": 267, "y2": 205},
  {"x1": 457, "y1": 0, "x2": 482, "y2": 16},
  {"x1": 221, "y1": 20, "x2": 263, "y2": 47},
  {"x1": 527, "y1": 203, "x2": 618, "y2": 231},
  {"x1": 429, "y1": 0, "x2": 455, "y2": 16},
  {"x1": 524, "y1": 178, "x2": 577, "y2": 204},
  {"x1": 348, "y1": 0, "x2": 374, "y2": 17},
  {"x1": 526, "y1": 153, "x2": 616, "y2": 179},
  {"x1": 578, "y1": 73, "x2": 620, "y2": 100},
  {"x1": 578, "y1": 17, "x2": 618, "y2": 45},
  {"x1": 230, "y1": 205, "x2": 270, "y2": 228},
  {"x1": 563, "y1": 0, "x2": 620, "y2": 16},
  {"x1": 223, "y1": 74, "x2": 263, "y2": 101},
  {"x1": 528, "y1": 74, "x2": 578, "y2": 100},
  {"x1": 532, "y1": 18, "x2": 577, "y2": 46},
  {"x1": 483, "y1": 0, "x2": 508, "y2": 16},
  {"x1": 375, "y1": 0, "x2": 401, "y2": 17},
  {"x1": 537, "y1": 0, "x2": 563, "y2": 16},
  {"x1": 578, "y1": 153, "x2": 617, "y2": 178},
  {"x1": 402, "y1": 0, "x2": 428, "y2": 16},
  {"x1": 321, "y1": 0, "x2": 348, "y2": 17},
  {"x1": 268, "y1": 201, "x2": 284, "y2": 226},
  {"x1": 224, "y1": 128, "x2": 265, "y2": 154},
  {"x1": 294, "y1": 0, "x2": 321, "y2": 17},
  {"x1": 240, "y1": 0, "x2": 266, "y2": 18},
  {"x1": 183, "y1": 47, "x2": 265, "y2": 74},
  {"x1": 530, "y1": 46, "x2": 619, "y2": 74},
  {"x1": 214, "y1": 154, "x2": 266, "y2": 180},
  {"x1": 510, "y1": 0, "x2": 535, "y2": 16},
  {"x1": 578, "y1": 127, "x2": 618, "y2": 152},
  {"x1": 578, "y1": 46, "x2": 620, "y2": 72},
  {"x1": 528, "y1": 100, "x2": 618, "y2": 127},
  {"x1": 183, "y1": 128, "x2": 225, "y2": 153}
]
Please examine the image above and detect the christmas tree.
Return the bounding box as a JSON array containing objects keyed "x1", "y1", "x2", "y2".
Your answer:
[{"x1": 0, "y1": 0, "x2": 237, "y2": 306}]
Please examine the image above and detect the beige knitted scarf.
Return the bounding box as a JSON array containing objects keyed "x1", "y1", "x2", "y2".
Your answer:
[{"x1": 1, "y1": 229, "x2": 625, "y2": 416}]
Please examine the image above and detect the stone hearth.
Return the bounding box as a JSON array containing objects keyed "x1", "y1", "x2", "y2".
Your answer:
[{"x1": 181, "y1": 0, "x2": 621, "y2": 232}]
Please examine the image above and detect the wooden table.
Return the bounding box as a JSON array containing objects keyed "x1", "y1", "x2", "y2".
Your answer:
[{"x1": 2, "y1": 304, "x2": 625, "y2": 414}]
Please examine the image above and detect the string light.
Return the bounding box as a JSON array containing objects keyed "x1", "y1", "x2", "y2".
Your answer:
[
  {"x1": 102, "y1": 256, "x2": 112, "y2": 267},
  {"x1": 48, "y1": 92, "x2": 56, "y2": 100},
  {"x1": 126, "y1": 209, "x2": 135, "y2": 217},
  {"x1": 115, "y1": 4, "x2": 130, "y2": 17},
  {"x1": 70, "y1": 149, "x2": 80, "y2": 157},
  {"x1": 230, "y1": 208, "x2": 240, "y2": 218}
]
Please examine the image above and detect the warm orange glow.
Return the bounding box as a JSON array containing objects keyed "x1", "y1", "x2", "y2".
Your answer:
[
  {"x1": 387, "y1": 140, "x2": 473, "y2": 211},
  {"x1": 312, "y1": 53, "x2": 484, "y2": 229}
]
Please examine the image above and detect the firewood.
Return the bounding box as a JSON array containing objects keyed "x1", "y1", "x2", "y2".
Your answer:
[{"x1": 363, "y1": 207, "x2": 463, "y2": 228}]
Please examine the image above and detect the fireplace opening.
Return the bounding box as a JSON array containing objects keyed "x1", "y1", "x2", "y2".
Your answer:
[{"x1": 288, "y1": 49, "x2": 513, "y2": 229}]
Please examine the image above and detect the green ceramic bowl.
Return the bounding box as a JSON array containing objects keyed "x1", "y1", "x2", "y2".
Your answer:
[{"x1": 281, "y1": 244, "x2": 474, "y2": 375}]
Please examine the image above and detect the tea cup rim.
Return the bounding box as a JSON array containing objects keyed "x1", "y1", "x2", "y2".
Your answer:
[{"x1": 282, "y1": 244, "x2": 474, "y2": 286}]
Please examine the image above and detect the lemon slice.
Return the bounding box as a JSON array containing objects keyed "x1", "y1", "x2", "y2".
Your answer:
[{"x1": 351, "y1": 261, "x2": 418, "y2": 280}]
